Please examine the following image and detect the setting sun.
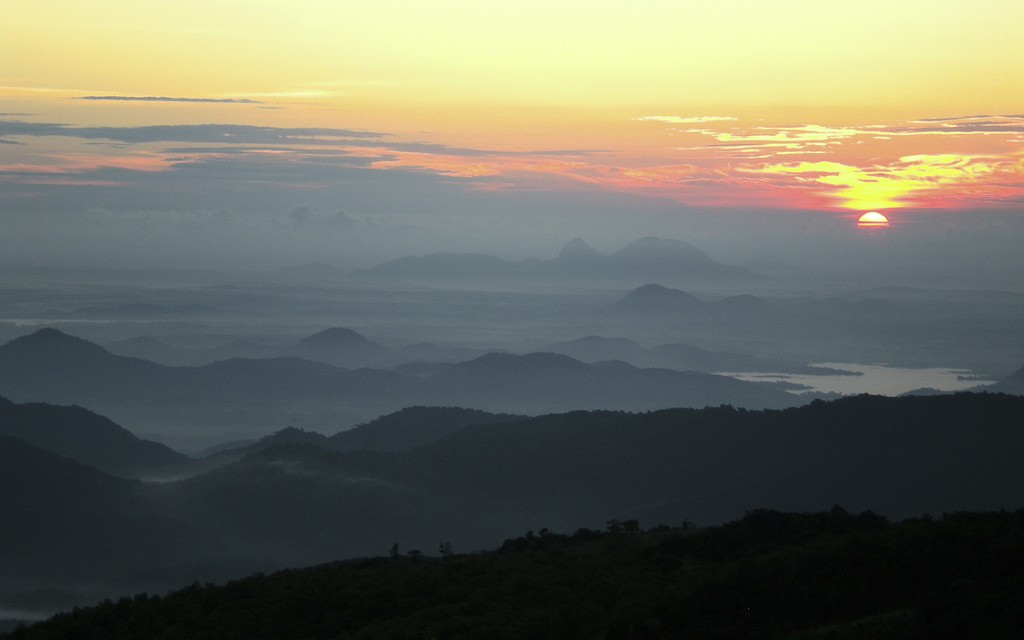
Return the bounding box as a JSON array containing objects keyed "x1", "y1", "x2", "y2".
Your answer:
[{"x1": 857, "y1": 211, "x2": 891, "y2": 229}]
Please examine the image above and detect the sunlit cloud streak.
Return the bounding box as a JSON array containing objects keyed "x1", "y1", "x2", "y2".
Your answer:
[
  {"x1": 0, "y1": 121, "x2": 386, "y2": 144},
  {"x1": 76, "y1": 95, "x2": 265, "y2": 104},
  {"x1": 637, "y1": 116, "x2": 738, "y2": 124},
  {"x1": 2, "y1": 113, "x2": 1023, "y2": 213}
]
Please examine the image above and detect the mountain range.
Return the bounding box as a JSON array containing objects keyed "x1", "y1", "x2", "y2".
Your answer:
[
  {"x1": 0, "y1": 329, "x2": 802, "y2": 449},
  {"x1": 360, "y1": 237, "x2": 751, "y2": 282},
  {"x1": 542, "y1": 335, "x2": 842, "y2": 374},
  {"x1": 608, "y1": 283, "x2": 775, "y2": 318}
]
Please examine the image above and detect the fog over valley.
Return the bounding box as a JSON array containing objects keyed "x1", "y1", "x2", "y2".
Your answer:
[{"x1": 2, "y1": 231, "x2": 1023, "y2": 625}]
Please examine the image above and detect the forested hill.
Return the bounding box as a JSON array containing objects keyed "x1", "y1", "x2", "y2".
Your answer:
[
  {"x1": 5, "y1": 508, "x2": 1022, "y2": 639},
  {"x1": 2, "y1": 392, "x2": 1023, "y2": 624}
]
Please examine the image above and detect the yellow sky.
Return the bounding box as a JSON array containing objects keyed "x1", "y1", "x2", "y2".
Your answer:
[
  {"x1": 6, "y1": 0, "x2": 1023, "y2": 109},
  {"x1": 2, "y1": 0, "x2": 1024, "y2": 212}
]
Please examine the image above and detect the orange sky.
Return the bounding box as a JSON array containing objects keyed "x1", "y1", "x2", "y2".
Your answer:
[{"x1": 3, "y1": 0, "x2": 1024, "y2": 215}]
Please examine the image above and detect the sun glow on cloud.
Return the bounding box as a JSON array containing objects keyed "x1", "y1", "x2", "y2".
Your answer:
[
  {"x1": 750, "y1": 152, "x2": 1022, "y2": 210},
  {"x1": 2, "y1": 109, "x2": 1023, "y2": 212}
]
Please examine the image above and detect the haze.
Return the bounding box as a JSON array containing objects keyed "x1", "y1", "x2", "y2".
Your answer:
[{"x1": 2, "y1": 1, "x2": 1024, "y2": 631}]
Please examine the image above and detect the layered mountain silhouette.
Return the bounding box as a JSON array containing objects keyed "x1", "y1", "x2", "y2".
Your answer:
[
  {"x1": 0, "y1": 436, "x2": 241, "y2": 605},
  {"x1": 0, "y1": 329, "x2": 801, "y2": 448},
  {"x1": 610, "y1": 283, "x2": 705, "y2": 314},
  {"x1": 107, "y1": 327, "x2": 391, "y2": 368},
  {"x1": 212, "y1": 407, "x2": 525, "y2": 460},
  {"x1": 556, "y1": 237, "x2": 604, "y2": 262},
  {"x1": 604, "y1": 236, "x2": 726, "y2": 275},
  {"x1": 985, "y1": 364, "x2": 1024, "y2": 395},
  {"x1": 422, "y1": 351, "x2": 797, "y2": 415},
  {"x1": 107, "y1": 327, "x2": 477, "y2": 369},
  {"x1": 2, "y1": 392, "x2": 1023, "y2": 611},
  {"x1": 609, "y1": 283, "x2": 774, "y2": 318},
  {"x1": 0, "y1": 396, "x2": 188, "y2": 478},
  {"x1": 323, "y1": 406, "x2": 525, "y2": 452},
  {"x1": 288, "y1": 326, "x2": 392, "y2": 366},
  {"x1": 361, "y1": 237, "x2": 750, "y2": 281},
  {"x1": 0, "y1": 329, "x2": 414, "y2": 448},
  {"x1": 543, "y1": 335, "x2": 837, "y2": 374}
]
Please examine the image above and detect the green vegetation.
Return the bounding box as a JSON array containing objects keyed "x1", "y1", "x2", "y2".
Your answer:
[{"x1": 6, "y1": 508, "x2": 1023, "y2": 639}]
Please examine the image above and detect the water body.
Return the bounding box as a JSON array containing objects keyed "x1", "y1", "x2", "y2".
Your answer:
[{"x1": 723, "y1": 363, "x2": 996, "y2": 397}]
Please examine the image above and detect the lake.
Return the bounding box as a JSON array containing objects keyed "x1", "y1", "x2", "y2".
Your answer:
[{"x1": 723, "y1": 362, "x2": 996, "y2": 396}]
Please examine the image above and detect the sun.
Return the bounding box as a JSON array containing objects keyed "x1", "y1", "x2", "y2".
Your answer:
[{"x1": 857, "y1": 211, "x2": 890, "y2": 229}]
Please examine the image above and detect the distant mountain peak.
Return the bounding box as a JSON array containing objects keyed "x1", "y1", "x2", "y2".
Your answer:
[
  {"x1": 299, "y1": 327, "x2": 372, "y2": 345},
  {"x1": 613, "y1": 237, "x2": 714, "y2": 264},
  {"x1": 611, "y1": 284, "x2": 704, "y2": 312},
  {"x1": 559, "y1": 335, "x2": 641, "y2": 348},
  {"x1": 24, "y1": 327, "x2": 75, "y2": 341},
  {"x1": 557, "y1": 238, "x2": 603, "y2": 261},
  {"x1": 471, "y1": 351, "x2": 583, "y2": 366},
  {"x1": 2, "y1": 328, "x2": 112, "y2": 358},
  {"x1": 255, "y1": 425, "x2": 329, "y2": 448}
]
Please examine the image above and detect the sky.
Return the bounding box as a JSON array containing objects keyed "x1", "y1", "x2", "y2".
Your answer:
[{"x1": 2, "y1": 0, "x2": 1023, "y2": 270}]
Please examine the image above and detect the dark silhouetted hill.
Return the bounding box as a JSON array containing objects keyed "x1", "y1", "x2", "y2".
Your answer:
[
  {"x1": 556, "y1": 237, "x2": 603, "y2": 262},
  {"x1": 8, "y1": 508, "x2": 1023, "y2": 640},
  {"x1": 250, "y1": 426, "x2": 330, "y2": 450},
  {"x1": 325, "y1": 406, "x2": 525, "y2": 452},
  {"x1": 201, "y1": 406, "x2": 516, "y2": 461},
  {"x1": 609, "y1": 283, "x2": 705, "y2": 314},
  {"x1": 0, "y1": 329, "x2": 169, "y2": 403},
  {"x1": 609, "y1": 286, "x2": 775, "y2": 319},
  {"x1": 287, "y1": 326, "x2": 391, "y2": 367},
  {"x1": 2, "y1": 393, "x2": 1024, "y2": 613},
  {"x1": 986, "y1": 364, "x2": 1024, "y2": 395},
  {"x1": 0, "y1": 437, "x2": 215, "y2": 603},
  {"x1": 0, "y1": 396, "x2": 189, "y2": 478}
]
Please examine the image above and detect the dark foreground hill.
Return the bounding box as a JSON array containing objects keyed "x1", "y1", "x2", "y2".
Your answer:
[
  {"x1": 2, "y1": 392, "x2": 1024, "y2": 616},
  {"x1": 5, "y1": 508, "x2": 1022, "y2": 640}
]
